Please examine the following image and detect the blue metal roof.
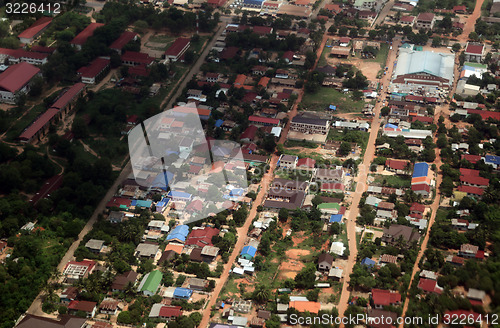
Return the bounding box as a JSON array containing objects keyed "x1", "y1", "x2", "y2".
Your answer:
[
  {"x1": 385, "y1": 123, "x2": 398, "y2": 129},
  {"x1": 361, "y1": 257, "x2": 376, "y2": 267},
  {"x1": 151, "y1": 171, "x2": 174, "y2": 190},
  {"x1": 132, "y1": 200, "x2": 152, "y2": 208},
  {"x1": 174, "y1": 287, "x2": 193, "y2": 298},
  {"x1": 412, "y1": 162, "x2": 429, "y2": 178},
  {"x1": 168, "y1": 190, "x2": 192, "y2": 199},
  {"x1": 240, "y1": 245, "x2": 257, "y2": 258},
  {"x1": 166, "y1": 225, "x2": 189, "y2": 241},
  {"x1": 230, "y1": 188, "x2": 245, "y2": 196},
  {"x1": 329, "y1": 214, "x2": 342, "y2": 223},
  {"x1": 156, "y1": 198, "x2": 170, "y2": 208},
  {"x1": 485, "y1": 155, "x2": 500, "y2": 165},
  {"x1": 244, "y1": 0, "x2": 264, "y2": 4},
  {"x1": 215, "y1": 119, "x2": 224, "y2": 128}
]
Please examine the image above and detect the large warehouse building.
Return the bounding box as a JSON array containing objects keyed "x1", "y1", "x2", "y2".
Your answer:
[{"x1": 391, "y1": 47, "x2": 455, "y2": 97}]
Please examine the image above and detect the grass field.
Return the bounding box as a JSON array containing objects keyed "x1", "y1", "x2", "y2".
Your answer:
[
  {"x1": 372, "y1": 174, "x2": 411, "y2": 188},
  {"x1": 366, "y1": 43, "x2": 389, "y2": 66},
  {"x1": 301, "y1": 88, "x2": 365, "y2": 112},
  {"x1": 317, "y1": 45, "x2": 331, "y2": 67},
  {"x1": 5, "y1": 104, "x2": 46, "y2": 142}
]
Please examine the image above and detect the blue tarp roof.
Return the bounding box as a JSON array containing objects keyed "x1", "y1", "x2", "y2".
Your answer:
[
  {"x1": 131, "y1": 200, "x2": 152, "y2": 208},
  {"x1": 361, "y1": 257, "x2": 376, "y2": 267},
  {"x1": 174, "y1": 287, "x2": 193, "y2": 298},
  {"x1": 385, "y1": 123, "x2": 398, "y2": 129},
  {"x1": 240, "y1": 245, "x2": 257, "y2": 258},
  {"x1": 485, "y1": 155, "x2": 500, "y2": 165},
  {"x1": 329, "y1": 105, "x2": 336, "y2": 110},
  {"x1": 168, "y1": 190, "x2": 192, "y2": 199},
  {"x1": 166, "y1": 225, "x2": 190, "y2": 241},
  {"x1": 412, "y1": 162, "x2": 429, "y2": 178},
  {"x1": 151, "y1": 171, "x2": 174, "y2": 190},
  {"x1": 329, "y1": 214, "x2": 342, "y2": 223},
  {"x1": 215, "y1": 119, "x2": 224, "y2": 127}
]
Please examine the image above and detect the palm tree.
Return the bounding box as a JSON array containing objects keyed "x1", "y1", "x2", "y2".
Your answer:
[{"x1": 252, "y1": 285, "x2": 270, "y2": 304}]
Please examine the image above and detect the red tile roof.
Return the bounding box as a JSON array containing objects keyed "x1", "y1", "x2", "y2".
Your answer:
[
  {"x1": 77, "y1": 58, "x2": 110, "y2": 78},
  {"x1": 418, "y1": 278, "x2": 442, "y2": 294},
  {"x1": 253, "y1": 26, "x2": 273, "y2": 35},
  {"x1": 51, "y1": 83, "x2": 86, "y2": 110},
  {"x1": 289, "y1": 301, "x2": 321, "y2": 314},
  {"x1": 159, "y1": 306, "x2": 182, "y2": 318},
  {"x1": 106, "y1": 197, "x2": 132, "y2": 208},
  {"x1": 411, "y1": 116, "x2": 433, "y2": 123},
  {"x1": 460, "y1": 175, "x2": 489, "y2": 186},
  {"x1": 165, "y1": 37, "x2": 190, "y2": 57},
  {"x1": 457, "y1": 185, "x2": 484, "y2": 196},
  {"x1": 410, "y1": 202, "x2": 425, "y2": 213},
  {"x1": 466, "y1": 109, "x2": 500, "y2": 120},
  {"x1": 324, "y1": 4, "x2": 341, "y2": 13},
  {"x1": 453, "y1": 5, "x2": 467, "y2": 12},
  {"x1": 417, "y1": 12, "x2": 435, "y2": 22},
  {"x1": 385, "y1": 158, "x2": 408, "y2": 171},
  {"x1": 465, "y1": 43, "x2": 484, "y2": 55},
  {"x1": 459, "y1": 168, "x2": 480, "y2": 177},
  {"x1": 258, "y1": 76, "x2": 270, "y2": 87},
  {"x1": 461, "y1": 154, "x2": 481, "y2": 163},
  {"x1": 249, "y1": 115, "x2": 279, "y2": 125},
  {"x1": 0, "y1": 62, "x2": 40, "y2": 93},
  {"x1": 400, "y1": 15, "x2": 415, "y2": 22},
  {"x1": 110, "y1": 31, "x2": 138, "y2": 50},
  {"x1": 297, "y1": 157, "x2": 316, "y2": 168},
  {"x1": 30, "y1": 45, "x2": 56, "y2": 54},
  {"x1": 371, "y1": 289, "x2": 401, "y2": 306},
  {"x1": 18, "y1": 108, "x2": 59, "y2": 141},
  {"x1": 411, "y1": 184, "x2": 430, "y2": 192},
  {"x1": 68, "y1": 300, "x2": 96, "y2": 312},
  {"x1": 18, "y1": 17, "x2": 52, "y2": 40},
  {"x1": 234, "y1": 74, "x2": 247, "y2": 86},
  {"x1": 185, "y1": 227, "x2": 219, "y2": 247},
  {"x1": 121, "y1": 51, "x2": 154, "y2": 65},
  {"x1": 282, "y1": 50, "x2": 294, "y2": 61},
  {"x1": 71, "y1": 23, "x2": 104, "y2": 46},
  {"x1": 241, "y1": 125, "x2": 258, "y2": 140},
  {"x1": 321, "y1": 183, "x2": 344, "y2": 191}
]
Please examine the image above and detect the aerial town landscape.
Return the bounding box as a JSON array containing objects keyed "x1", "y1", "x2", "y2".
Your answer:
[{"x1": 0, "y1": 0, "x2": 499, "y2": 328}]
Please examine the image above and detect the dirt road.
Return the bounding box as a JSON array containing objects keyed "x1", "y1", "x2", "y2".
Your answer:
[
  {"x1": 25, "y1": 163, "x2": 133, "y2": 316},
  {"x1": 373, "y1": 0, "x2": 396, "y2": 27},
  {"x1": 458, "y1": 0, "x2": 485, "y2": 43},
  {"x1": 337, "y1": 36, "x2": 402, "y2": 323}
]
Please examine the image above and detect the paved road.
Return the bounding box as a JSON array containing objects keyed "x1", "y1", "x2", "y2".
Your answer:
[
  {"x1": 373, "y1": 0, "x2": 396, "y2": 27},
  {"x1": 25, "y1": 163, "x2": 133, "y2": 316},
  {"x1": 337, "y1": 37, "x2": 401, "y2": 323},
  {"x1": 163, "y1": 18, "x2": 230, "y2": 110}
]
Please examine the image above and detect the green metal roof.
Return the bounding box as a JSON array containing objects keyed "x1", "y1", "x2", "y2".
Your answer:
[
  {"x1": 464, "y1": 62, "x2": 487, "y2": 69},
  {"x1": 140, "y1": 270, "x2": 163, "y2": 293}
]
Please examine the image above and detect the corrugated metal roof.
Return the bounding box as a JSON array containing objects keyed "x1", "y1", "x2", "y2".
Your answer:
[{"x1": 394, "y1": 49, "x2": 454, "y2": 82}]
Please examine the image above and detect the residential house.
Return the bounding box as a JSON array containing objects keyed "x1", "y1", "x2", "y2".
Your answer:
[
  {"x1": 315, "y1": 168, "x2": 344, "y2": 183},
  {"x1": 317, "y1": 253, "x2": 334, "y2": 271},
  {"x1": 385, "y1": 159, "x2": 410, "y2": 174},
  {"x1": 187, "y1": 277, "x2": 208, "y2": 291},
  {"x1": 149, "y1": 304, "x2": 182, "y2": 321},
  {"x1": 59, "y1": 286, "x2": 78, "y2": 305},
  {"x1": 135, "y1": 243, "x2": 160, "y2": 259},
  {"x1": 68, "y1": 300, "x2": 97, "y2": 318},
  {"x1": 185, "y1": 227, "x2": 220, "y2": 248},
  {"x1": 382, "y1": 224, "x2": 421, "y2": 247},
  {"x1": 459, "y1": 243, "x2": 484, "y2": 259},
  {"x1": 418, "y1": 278, "x2": 443, "y2": 294},
  {"x1": 467, "y1": 288, "x2": 486, "y2": 305},
  {"x1": 464, "y1": 43, "x2": 485, "y2": 63},
  {"x1": 16, "y1": 315, "x2": 86, "y2": 328},
  {"x1": 371, "y1": 289, "x2": 401, "y2": 309},
  {"x1": 379, "y1": 254, "x2": 397, "y2": 265},
  {"x1": 415, "y1": 13, "x2": 435, "y2": 30},
  {"x1": 112, "y1": 271, "x2": 138, "y2": 292},
  {"x1": 296, "y1": 157, "x2": 316, "y2": 170},
  {"x1": 328, "y1": 267, "x2": 343, "y2": 280},
  {"x1": 240, "y1": 245, "x2": 257, "y2": 260},
  {"x1": 271, "y1": 178, "x2": 308, "y2": 192},
  {"x1": 85, "y1": 239, "x2": 104, "y2": 254},
  {"x1": 63, "y1": 260, "x2": 95, "y2": 283},
  {"x1": 99, "y1": 298, "x2": 120, "y2": 316},
  {"x1": 278, "y1": 154, "x2": 298, "y2": 169},
  {"x1": 138, "y1": 270, "x2": 163, "y2": 296}
]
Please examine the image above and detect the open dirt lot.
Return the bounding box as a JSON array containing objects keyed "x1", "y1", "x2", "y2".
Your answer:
[{"x1": 326, "y1": 56, "x2": 382, "y2": 82}]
